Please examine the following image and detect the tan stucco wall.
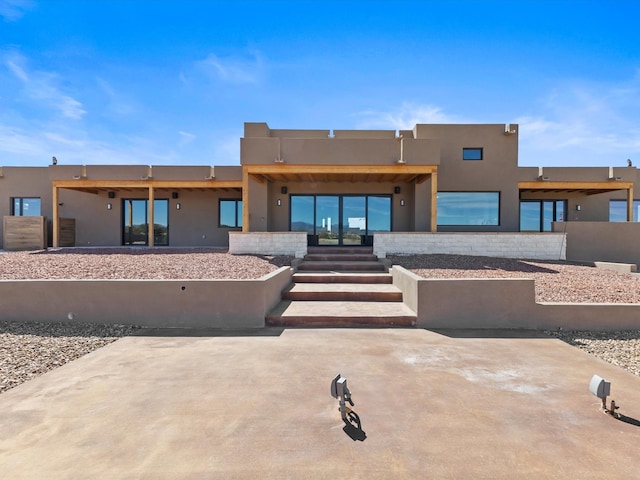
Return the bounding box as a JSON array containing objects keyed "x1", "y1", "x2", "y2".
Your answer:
[
  {"x1": 0, "y1": 267, "x2": 292, "y2": 328},
  {"x1": 392, "y1": 266, "x2": 640, "y2": 331},
  {"x1": 554, "y1": 221, "x2": 640, "y2": 266}
]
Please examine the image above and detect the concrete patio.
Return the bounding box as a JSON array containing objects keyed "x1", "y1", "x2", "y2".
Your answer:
[{"x1": 1, "y1": 328, "x2": 639, "y2": 479}]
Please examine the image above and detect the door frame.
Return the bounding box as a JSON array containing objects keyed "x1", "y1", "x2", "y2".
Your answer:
[{"x1": 289, "y1": 194, "x2": 392, "y2": 246}]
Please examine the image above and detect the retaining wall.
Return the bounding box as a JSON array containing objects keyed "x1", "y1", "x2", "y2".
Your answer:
[
  {"x1": 392, "y1": 265, "x2": 640, "y2": 331},
  {"x1": 0, "y1": 267, "x2": 293, "y2": 329},
  {"x1": 554, "y1": 221, "x2": 640, "y2": 267},
  {"x1": 375, "y1": 232, "x2": 566, "y2": 260}
]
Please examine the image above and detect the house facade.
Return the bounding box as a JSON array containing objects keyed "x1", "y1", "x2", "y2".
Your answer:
[{"x1": 1, "y1": 122, "x2": 637, "y2": 254}]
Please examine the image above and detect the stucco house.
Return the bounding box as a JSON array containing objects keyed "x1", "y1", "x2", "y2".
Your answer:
[{"x1": 1, "y1": 122, "x2": 638, "y2": 264}]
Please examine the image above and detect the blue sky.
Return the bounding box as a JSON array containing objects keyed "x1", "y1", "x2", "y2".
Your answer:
[{"x1": 1, "y1": 0, "x2": 639, "y2": 167}]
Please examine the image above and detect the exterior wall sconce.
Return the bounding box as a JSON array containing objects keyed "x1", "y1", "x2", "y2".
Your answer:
[
  {"x1": 107, "y1": 203, "x2": 112, "y2": 210},
  {"x1": 172, "y1": 192, "x2": 179, "y2": 199},
  {"x1": 400, "y1": 199, "x2": 405, "y2": 207},
  {"x1": 576, "y1": 205, "x2": 581, "y2": 211},
  {"x1": 176, "y1": 203, "x2": 181, "y2": 210},
  {"x1": 394, "y1": 186, "x2": 401, "y2": 194},
  {"x1": 277, "y1": 199, "x2": 282, "y2": 207},
  {"x1": 281, "y1": 186, "x2": 288, "y2": 194},
  {"x1": 108, "y1": 191, "x2": 116, "y2": 198}
]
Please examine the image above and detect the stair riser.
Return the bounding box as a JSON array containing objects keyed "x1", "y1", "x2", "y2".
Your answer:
[
  {"x1": 283, "y1": 292, "x2": 403, "y2": 302},
  {"x1": 293, "y1": 275, "x2": 392, "y2": 284},
  {"x1": 307, "y1": 247, "x2": 373, "y2": 255},
  {"x1": 304, "y1": 254, "x2": 378, "y2": 262},
  {"x1": 297, "y1": 263, "x2": 386, "y2": 272},
  {"x1": 265, "y1": 316, "x2": 416, "y2": 327}
]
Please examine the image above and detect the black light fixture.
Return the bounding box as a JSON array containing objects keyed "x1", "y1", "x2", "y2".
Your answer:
[
  {"x1": 172, "y1": 192, "x2": 179, "y2": 199},
  {"x1": 281, "y1": 186, "x2": 288, "y2": 194},
  {"x1": 394, "y1": 186, "x2": 401, "y2": 194},
  {"x1": 108, "y1": 191, "x2": 116, "y2": 199}
]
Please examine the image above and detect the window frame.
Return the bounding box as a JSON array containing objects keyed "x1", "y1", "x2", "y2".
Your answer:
[
  {"x1": 519, "y1": 199, "x2": 567, "y2": 232},
  {"x1": 462, "y1": 148, "x2": 483, "y2": 161},
  {"x1": 219, "y1": 199, "x2": 243, "y2": 228},
  {"x1": 11, "y1": 197, "x2": 41, "y2": 216},
  {"x1": 436, "y1": 191, "x2": 500, "y2": 226},
  {"x1": 609, "y1": 199, "x2": 640, "y2": 222}
]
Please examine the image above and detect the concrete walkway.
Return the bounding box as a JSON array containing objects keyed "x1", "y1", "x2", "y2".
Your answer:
[{"x1": 1, "y1": 328, "x2": 640, "y2": 479}]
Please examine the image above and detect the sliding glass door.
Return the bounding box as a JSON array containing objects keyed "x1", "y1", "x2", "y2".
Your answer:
[
  {"x1": 290, "y1": 194, "x2": 391, "y2": 246},
  {"x1": 123, "y1": 199, "x2": 169, "y2": 245}
]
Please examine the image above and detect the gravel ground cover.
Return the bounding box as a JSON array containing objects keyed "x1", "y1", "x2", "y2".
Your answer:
[
  {"x1": 1, "y1": 250, "x2": 638, "y2": 394},
  {"x1": 0, "y1": 322, "x2": 138, "y2": 394},
  {"x1": 389, "y1": 254, "x2": 640, "y2": 303},
  {"x1": 0, "y1": 248, "x2": 293, "y2": 280},
  {"x1": 546, "y1": 329, "x2": 640, "y2": 377}
]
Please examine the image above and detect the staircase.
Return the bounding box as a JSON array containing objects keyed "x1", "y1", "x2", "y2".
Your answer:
[{"x1": 266, "y1": 246, "x2": 417, "y2": 327}]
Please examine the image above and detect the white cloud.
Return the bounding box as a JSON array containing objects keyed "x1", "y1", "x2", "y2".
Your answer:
[
  {"x1": 196, "y1": 50, "x2": 264, "y2": 84},
  {"x1": 355, "y1": 102, "x2": 469, "y2": 130},
  {"x1": 6, "y1": 59, "x2": 28, "y2": 81},
  {"x1": 3, "y1": 52, "x2": 87, "y2": 120},
  {"x1": 95, "y1": 77, "x2": 136, "y2": 116},
  {"x1": 0, "y1": 0, "x2": 33, "y2": 21},
  {"x1": 516, "y1": 75, "x2": 640, "y2": 166},
  {"x1": 178, "y1": 131, "x2": 196, "y2": 145}
]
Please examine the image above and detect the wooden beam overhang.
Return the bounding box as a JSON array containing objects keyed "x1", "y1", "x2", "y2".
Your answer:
[
  {"x1": 518, "y1": 180, "x2": 633, "y2": 196},
  {"x1": 244, "y1": 164, "x2": 438, "y2": 184},
  {"x1": 53, "y1": 179, "x2": 243, "y2": 192},
  {"x1": 519, "y1": 180, "x2": 634, "y2": 222}
]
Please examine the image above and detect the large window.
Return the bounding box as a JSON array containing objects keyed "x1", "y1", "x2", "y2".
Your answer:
[
  {"x1": 520, "y1": 200, "x2": 566, "y2": 232},
  {"x1": 12, "y1": 197, "x2": 41, "y2": 216},
  {"x1": 462, "y1": 148, "x2": 483, "y2": 161},
  {"x1": 609, "y1": 200, "x2": 640, "y2": 222},
  {"x1": 437, "y1": 192, "x2": 499, "y2": 226},
  {"x1": 219, "y1": 199, "x2": 243, "y2": 228}
]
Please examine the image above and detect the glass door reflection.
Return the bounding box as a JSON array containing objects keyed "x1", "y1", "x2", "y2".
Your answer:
[
  {"x1": 316, "y1": 196, "x2": 339, "y2": 245},
  {"x1": 342, "y1": 196, "x2": 366, "y2": 245}
]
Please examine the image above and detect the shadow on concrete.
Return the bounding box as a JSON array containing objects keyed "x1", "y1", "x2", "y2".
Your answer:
[
  {"x1": 617, "y1": 414, "x2": 640, "y2": 427},
  {"x1": 343, "y1": 410, "x2": 367, "y2": 442},
  {"x1": 428, "y1": 328, "x2": 551, "y2": 339},
  {"x1": 132, "y1": 327, "x2": 285, "y2": 338}
]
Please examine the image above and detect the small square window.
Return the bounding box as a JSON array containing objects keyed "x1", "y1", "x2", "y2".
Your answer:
[{"x1": 463, "y1": 148, "x2": 483, "y2": 161}]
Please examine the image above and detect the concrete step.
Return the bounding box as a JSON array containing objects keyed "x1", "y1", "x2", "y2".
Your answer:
[
  {"x1": 304, "y1": 253, "x2": 378, "y2": 262},
  {"x1": 266, "y1": 301, "x2": 416, "y2": 327},
  {"x1": 282, "y1": 283, "x2": 403, "y2": 302},
  {"x1": 308, "y1": 246, "x2": 373, "y2": 255},
  {"x1": 293, "y1": 272, "x2": 393, "y2": 284},
  {"x1": 297, "y1": 261, "x2": 387, "y2": 272}
]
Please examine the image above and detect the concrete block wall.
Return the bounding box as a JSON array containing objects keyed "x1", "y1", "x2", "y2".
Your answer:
[
  {"x1": 375, "y1": 233, "x2": 566, "y2": 260},
  {"x1": 228, "y1": 232, "x2": 307, "y2": 257}
]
